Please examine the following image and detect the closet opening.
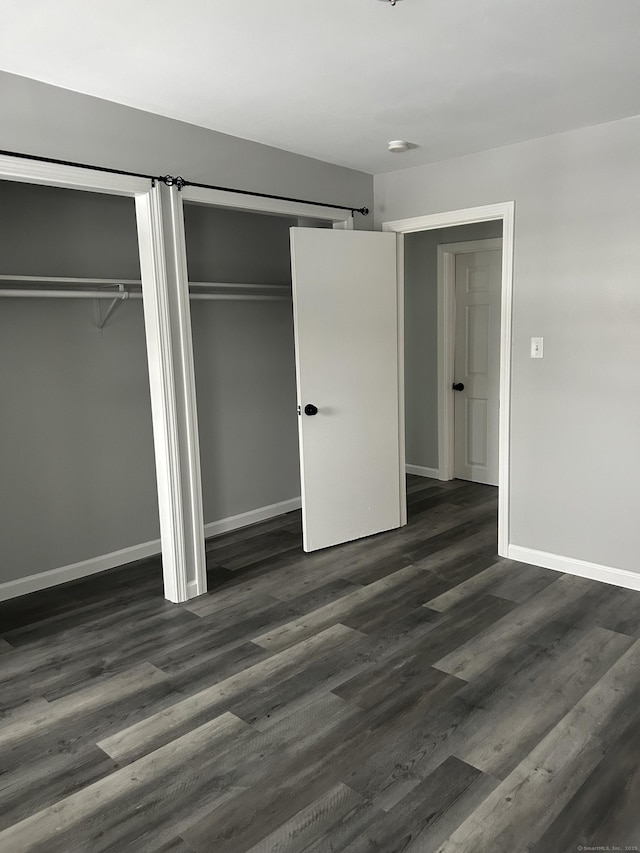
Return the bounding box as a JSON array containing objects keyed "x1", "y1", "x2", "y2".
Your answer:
[
  {"x1": 181, "y1": 201, "x2": 331, "y2": 583},
  {"x1": 0, "y1": 165, "x2": 173, "y2": 604},
  {"x1": 162, "y1": 182, "x2": 402, "y2": 601}
]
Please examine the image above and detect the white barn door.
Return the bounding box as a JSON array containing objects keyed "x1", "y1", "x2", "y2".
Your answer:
[{"x1": 290, "y1": 228, "x2": 402, "y2": 552}]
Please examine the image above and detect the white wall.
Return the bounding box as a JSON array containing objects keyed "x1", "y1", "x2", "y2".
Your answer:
[{"x1": 376, "y1": 116, "x2": 640, "y2": 574}]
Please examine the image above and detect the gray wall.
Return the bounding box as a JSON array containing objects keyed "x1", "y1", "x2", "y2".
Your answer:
[
  {"x1": 0, "y1": 71, "x2": 373, "y2": 230},
  {"x1": 184, "y1": 204, "x2": 300, "y2": 524},
  {"x1": 376, "y1": 115, "x2": 640, "y2": 573},
  {"x1": 404, "y1": 222, "x2": 502, "y2": 470}
]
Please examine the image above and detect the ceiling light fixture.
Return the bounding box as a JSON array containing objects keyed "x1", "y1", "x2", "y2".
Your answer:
[
  {"x1": 378, "y1": 0, "x2": 402, "y2": 6},
  {"x1": 388, "y1": 140, "x2": 410, "y2": 153}
]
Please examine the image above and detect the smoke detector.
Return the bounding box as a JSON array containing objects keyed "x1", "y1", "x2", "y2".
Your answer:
[
  {"x1": 388, "y1": 140, "x2": 410, "y2": 153},
  {"x1": 378, "y1": 0, "x2": 403, "y2": 5}
]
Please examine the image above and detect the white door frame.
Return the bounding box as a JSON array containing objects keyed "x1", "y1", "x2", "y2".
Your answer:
[
  {"x1": 437, "y1": 237, "x2": 502, "y2": 482},
  {"x1": 382, "y1": 202, "x2": 515, "y2": 557},
  {"x1": 0, "y1": 154, "x2": 195, "y2": 603}
]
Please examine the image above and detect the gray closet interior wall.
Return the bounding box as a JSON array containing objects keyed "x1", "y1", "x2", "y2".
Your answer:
[
  {"x1": 183, "y1": 204, "x2": 303, "y2": 523},
  {"x1": 0, "y1": 180, "x2": 159, "y2": 584},
  {"x1": 404, "y1": 220, "x2": 503, "y2": 472}
]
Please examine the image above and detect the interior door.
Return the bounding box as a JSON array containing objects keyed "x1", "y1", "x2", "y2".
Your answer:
[
  {"x1": 290, "y1": 228, "x2": 402, "y2": 552},
  {"x1": 453, "y1": 246, "x2": 502, "y2": 485}
]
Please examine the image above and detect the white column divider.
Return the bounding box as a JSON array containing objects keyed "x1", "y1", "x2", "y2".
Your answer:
[
  {"x1": 160, "y1": 183, "x2": 207, "y2": 600},
  {"x1": 135, "y1": 184, "x2": 206, "y2": 602}
]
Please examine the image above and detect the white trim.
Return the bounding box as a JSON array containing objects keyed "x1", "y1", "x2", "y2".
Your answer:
[
  {"x1": 0, "y1": 497, "x2": 303, "y2": 602},
  {"x1": 508, "y1": 545, "x2": 640, "y2": 593},
  {"x1": 158, "y1": 184, "x2": 207, "y2": 600},
  {"x1": 0, "y1": 540, "x2": 162, "y2": 602},
  {"x1": 332, "y1": 216, "x2": 354, "y2": 230},
  {"x1": 437, "y1": 247, "x2": 456, "y2": 481},
  {"x1": 383, "y1": 203, "x2": 513, "y2": 234},
  {"x1": 406, "y1": 464, "x2": 440, "y2": 480},
  {"x1": 180, "y1": 185, "x2": 352, "y2": 226},
  {"x1": 382, "y1": 201, "x2": 515, "y2": 558},
  {"x1": 437, "y1": 237, "x2": 503, "y2": 482},
  {"x1": 203, "y1": 497, "x2": 302, "y2": 539},
  {"x1": 135, "y1": 187, "x2": 189, "y2": 603},
  {"x1": 0, "y1": 154, "x2": 149, "y2": 197},
  {"x1": 396, "y1": 234, "x2": 407, "y2": 526}
]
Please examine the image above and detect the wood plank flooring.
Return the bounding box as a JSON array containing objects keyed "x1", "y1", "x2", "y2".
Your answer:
[{"x1": 2, "y1": 476, "x2": 640, "y2": 851}]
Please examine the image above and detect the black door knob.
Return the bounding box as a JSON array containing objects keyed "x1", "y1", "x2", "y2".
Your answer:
[
  {"x1": 304, "y1": 403, "x2": 318, "y2": 416},
  {"x1": 452, "y1": 382, "x2": 465, "y2": 391}
]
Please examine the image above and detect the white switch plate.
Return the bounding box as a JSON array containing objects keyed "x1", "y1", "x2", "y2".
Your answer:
[{"x1": 531, "y1": 337, "x2": 544, "y2": 358}]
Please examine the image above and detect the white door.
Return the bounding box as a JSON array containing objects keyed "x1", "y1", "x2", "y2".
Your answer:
[
  {"x1": 290, "y1": 228, "x2": 402, "y2": 552},
  {"x1": 453, "y1": 246, "x2": 502, "y2": 486}
]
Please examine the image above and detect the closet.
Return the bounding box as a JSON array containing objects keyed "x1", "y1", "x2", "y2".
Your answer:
[
  {"x1": 0, "y1": 179, "x2": 161, "y2": 595},
  {"x1": 0, "y1": 164, "x2": 404, "y2": 604}
]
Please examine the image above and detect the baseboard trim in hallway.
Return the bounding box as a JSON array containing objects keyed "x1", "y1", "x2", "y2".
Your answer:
[
  {"x1": 508, "y1": 544, "x2": 640, "y2": 592},
  {"x1": 405, "y1": 464, "x2": 441, "y2": 480}
]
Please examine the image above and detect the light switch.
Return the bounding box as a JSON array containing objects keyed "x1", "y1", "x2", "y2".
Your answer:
[{"x1": 531, "y1": 337, "x2": 544, "y2": 358}]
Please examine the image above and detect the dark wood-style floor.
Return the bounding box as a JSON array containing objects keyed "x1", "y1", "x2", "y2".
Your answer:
[{"x1": 2, "y1": 476, "x2": 640, "y2": 852}]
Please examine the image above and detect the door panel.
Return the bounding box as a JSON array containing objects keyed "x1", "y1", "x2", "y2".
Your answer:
[
  {"x1": 290, "y1": 228, "x2": 402, "y2": 552},
  {"x1": 454, "y1": 248, "x2": 501, "y2": 485}
]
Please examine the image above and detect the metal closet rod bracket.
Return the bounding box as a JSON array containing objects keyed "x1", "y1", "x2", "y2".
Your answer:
[{"x1": 96, "y1": 284, "x2": 129, "y2": 330}]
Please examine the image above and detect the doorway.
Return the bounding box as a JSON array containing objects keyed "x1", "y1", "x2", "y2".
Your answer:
[{"x1": 382, "y1": 202, "x2": 515, "y2": 557}]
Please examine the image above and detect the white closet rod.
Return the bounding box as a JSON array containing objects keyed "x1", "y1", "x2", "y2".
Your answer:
[
  {"x1": 0, "y1": 275, "x2": 141, "y2": 286},
  {"x1": 0, "y1": 275, "x2": 290, "y2": 291},
  {"x1": 0, "y1": 289, "x2": 130, "y2": 300},
  {"x1": 0, "y1": 276, "x2": 291, "y2": 302},
  {"x1": 0, "y1": 290, "x2": 288, "y2": 302}
]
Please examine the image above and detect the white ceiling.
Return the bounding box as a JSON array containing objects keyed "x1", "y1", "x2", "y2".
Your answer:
[{"x1": 2, "y1": 0, "x2": 640, "y2": 174}]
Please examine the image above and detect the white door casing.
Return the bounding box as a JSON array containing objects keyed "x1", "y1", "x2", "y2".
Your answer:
[
  {"x1": 290, "y1": 228, "x2": 403, "y2": 552},
  {"x1": 453, "y1": 247, "x2": 502, "y2": 485},
  {"x1": 382, "y1": 203, "x2": 514, "y2": 559}
]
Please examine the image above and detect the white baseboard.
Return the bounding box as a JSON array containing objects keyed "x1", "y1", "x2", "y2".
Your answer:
[
  {"x1": 507, "y1": 545, "x2": 640, "y2": 592},
  {"x1": 0, "y1": 496, "x2": 302, "y2": 603},
  {"x1": 0, "y1": 539, "x2": 162, "y2": 602},
  {"x1": 406, "y1": 464, "x2": 441, "y2": 480},
  {"x1": 203, "y1": 497, "x2": 302, "y2": 539}
]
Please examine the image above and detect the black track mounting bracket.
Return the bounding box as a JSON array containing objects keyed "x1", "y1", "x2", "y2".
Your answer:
[{"x1": 159, "y1": 175, "x2": 187, "y2": 190}]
